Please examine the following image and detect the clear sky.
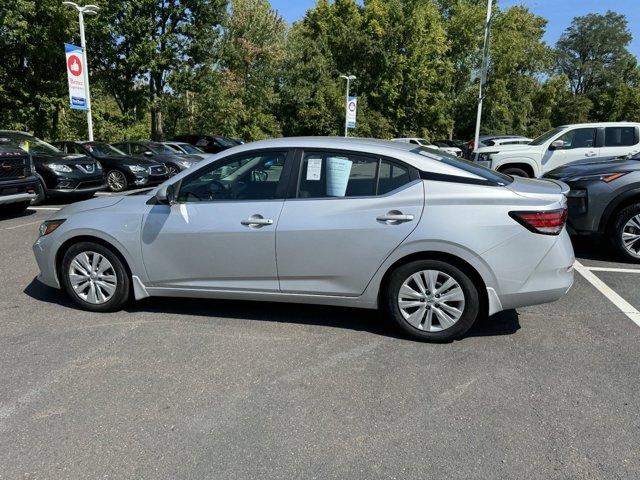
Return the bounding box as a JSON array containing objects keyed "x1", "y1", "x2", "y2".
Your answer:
[{"x1": 270, "y1": 0, "x2": 640, "y2": 58}]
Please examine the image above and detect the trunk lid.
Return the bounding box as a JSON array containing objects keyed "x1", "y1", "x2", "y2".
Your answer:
[{"x1": 506, "y1": 176, "x2": 569, "y2": 201}]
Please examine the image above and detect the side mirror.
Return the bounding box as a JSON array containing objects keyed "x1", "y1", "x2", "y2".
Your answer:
[
  {"x1": 144, "y1": 150, "x2": 153, "y2": 157},
  {"x1": 148, "y1": 183, "x2": 176, "y2": 205},
  {"x1": 550, "y1": 140, "x2": 565, "y2": 150}
]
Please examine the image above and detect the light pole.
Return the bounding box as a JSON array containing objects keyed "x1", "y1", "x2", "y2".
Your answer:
[
  {"x1": 340, "y1": 74, "x2": 356, "y2": 137},
  {"x1": 63, "y1": 1, "x2": 99, "y2": 141},
  {"x1": 473, "y1": 0, "x2": 493, "y2": 153}
]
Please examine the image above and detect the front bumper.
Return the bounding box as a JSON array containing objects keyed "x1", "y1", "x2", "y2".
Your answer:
[
  {"x1": 48, "y1": 179, "x2": 106, "y2": 196},
  {"x1": 0, "y1": 177, "x2": 38, "y2": 205},
  {"x1": 33, "y1": 234, "x2": 61, "y2": 289}
]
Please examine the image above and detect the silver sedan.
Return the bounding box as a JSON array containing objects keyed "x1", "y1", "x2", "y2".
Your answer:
[{"x1": 33, "y1": 137, "x2": 574, "y2": 341}]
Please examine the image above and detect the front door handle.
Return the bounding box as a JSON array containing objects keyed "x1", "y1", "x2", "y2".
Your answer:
[
  {"x1": 377, "y1": 211, "x2": 414, "y2": 224},
  {"x1": 585, "y1": 151, "x2": 597, "y2": 157},
  {"x1": 241, "y1": 214, "x2": 274, "y2": 228}
]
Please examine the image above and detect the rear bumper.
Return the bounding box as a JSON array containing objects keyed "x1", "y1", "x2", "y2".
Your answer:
[{"x1": 497, "y1": 229, "x2": 575, "y2": 310}]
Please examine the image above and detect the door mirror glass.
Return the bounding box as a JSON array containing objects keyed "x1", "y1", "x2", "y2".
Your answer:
[
  {"x1": 151, "y1": 183, "x2": 176, "y2": 205},
  {"x1": 550, "y1": 140, "x2": 565, "y2": 150}
]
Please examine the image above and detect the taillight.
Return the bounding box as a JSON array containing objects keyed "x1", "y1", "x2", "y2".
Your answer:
[{"x1": 509, "y1": 208, "x2": 568, "y2": 235}]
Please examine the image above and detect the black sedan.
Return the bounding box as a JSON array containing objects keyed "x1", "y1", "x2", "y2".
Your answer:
[
  {"x1": 0, "y1": 131, "x2": 104, "y2": 205},
  {"x1": 53, "y1": 141, "x2": 169, "y2": 192},
  {"x1": 113, "y1": 141, "x2": 201, "y2": 176},
  {"x1": 545, "y1": 154, "x2": 640, "y2": 262}
]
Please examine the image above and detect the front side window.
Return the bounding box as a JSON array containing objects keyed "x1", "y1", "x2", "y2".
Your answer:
[
  {"x1": 131, "y1": 143, "x2": 149, "y2": 155},
  {"x1": 605, "y1": 127, "x2": 636, "y2": 147},
  {"x1": 177, "y1": 151, "x2": 288, "y2": 202},
  {"x1": 556, "y1": 128, "x2": 597, "y2": 149}
]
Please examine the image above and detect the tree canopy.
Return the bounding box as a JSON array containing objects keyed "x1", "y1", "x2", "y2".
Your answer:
[{"x1": 1, "y1": 1, "x2": 639, "y2": 142}]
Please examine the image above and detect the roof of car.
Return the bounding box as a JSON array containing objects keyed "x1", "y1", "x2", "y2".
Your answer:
[{"x1": 558, "y1": 121, "x2": 640, "y2": 128}]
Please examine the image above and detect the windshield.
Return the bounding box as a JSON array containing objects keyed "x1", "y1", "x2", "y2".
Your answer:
[
  {"x1": 529, "y1": 127, "x2": 566, "y2": 146},
  {"x1": 177, "y1": 143, "x2": 204, "y2": 154},
  {"x1": 414, "y1": 147, "x2": 513, "y2": 185},
  {"x1": 1, "y1": 133, "x2": 60, "y2": 155},
  {"x1": 83, "y1": 142, "x2": 126, "y2": 157},
  {"x1": 148, "y1": 142, "x2": 178, "y2": 155}
]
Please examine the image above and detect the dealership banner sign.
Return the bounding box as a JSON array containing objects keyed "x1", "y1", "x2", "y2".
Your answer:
[
  {"x1": 346, "y1": 96, "x2": 357, "y2": 129},
  {"x1": 65, "y1": 43, "x2": 88, "y2": 110}
]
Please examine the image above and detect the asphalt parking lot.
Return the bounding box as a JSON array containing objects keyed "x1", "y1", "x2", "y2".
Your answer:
[{"x1": 1, "y1": 194, "x2": 639, "y2": 479}]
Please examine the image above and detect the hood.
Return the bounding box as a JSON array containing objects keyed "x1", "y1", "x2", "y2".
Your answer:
[
  {"x1": 545, "y1": 157, "x2": 639, "y2": 180},
  {"x1": 506, "y1": 175, "x2": 568, "y2": 201},
  {"x1": 34, "y1": 151, "x2": 96, "y2": 165},
  {"x1": 56, "y1": 196, "x2": 125, "y2": 218},
  {"x1": 476, "y1": 143, "x2": 535, "y2": 154}
]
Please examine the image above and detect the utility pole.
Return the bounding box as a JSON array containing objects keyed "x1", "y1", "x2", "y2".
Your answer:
[
  {"x1": 63, "y1": 2, "x2": 99, "y2": 141},
  {"x1": 473, "y1": 0, "x2": 493, "y2": 153},
  {"x1": 340, "y1": 74, "x2": 356, "y2": 137}
]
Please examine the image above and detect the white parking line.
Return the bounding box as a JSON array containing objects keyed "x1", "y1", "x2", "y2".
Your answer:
[
  {"x1": 5, "y1": 220, "x2": 42, "y2": 230},
  {"x1": 574, "y1": 261, "x2": 640, "y2": 328},
  {"x1": 28, "y1": 206, "x2": 61, "y2": 211},
  {"x1": 585, "y1": 266, "x2": 640, "y2": 274}
]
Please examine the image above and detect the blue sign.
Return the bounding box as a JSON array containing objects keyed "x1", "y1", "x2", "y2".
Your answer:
[{"x1": 346, "y1": 96, "x2": 357, "y2": 129}]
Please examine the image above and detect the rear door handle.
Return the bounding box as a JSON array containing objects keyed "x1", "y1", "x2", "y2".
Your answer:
[
  {"x1": 241, "y1": 215, "x2": 274, "y2": 227},
  {"x1": 377, "y1": 211, "x2": 414, "y2": 224}
]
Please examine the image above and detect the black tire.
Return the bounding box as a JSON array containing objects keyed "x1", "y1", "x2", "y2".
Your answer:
[
  {"x1": 60, "y1": 241, "x2": 131, "y2": 312},
  {"x1": 385, "y1": 260, "x2": 480, "y2": 342},
  {"x1": 106, "y1": 170, "x2": 128, "y2": 192},
  {"x1": 501, "y1": 167, "x2": 530, "y2": 178},
  {"x1": 611, "y1": 203, "x2": 640, "y2": 262},
  {"x1": 31, "y1": 180, "x2": 47, "y2": 206}
]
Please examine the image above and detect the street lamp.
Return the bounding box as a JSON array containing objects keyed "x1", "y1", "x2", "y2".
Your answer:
[
  {"x1": 63, "y1": 1, "x2": 99, "y2": 141},
  {"x1": 473, "y1": 0, "x2": 493, "y2": 153},
  {"x1": 340, "y1": 74, "x2": 356, "y2": 138}
]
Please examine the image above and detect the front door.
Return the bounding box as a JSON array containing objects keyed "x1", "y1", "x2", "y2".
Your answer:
[
  {"x1": 140, "y1": 150, "x2": 292, "y2": 291},
  {"x1": 541, "y1": 127, "x2": 600, "y2": 173},
  {"x1": 276, "y1": 151, "x2": 424, "y2": 296}
]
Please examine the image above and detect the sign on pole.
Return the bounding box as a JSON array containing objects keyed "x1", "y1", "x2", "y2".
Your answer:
[
  {"x1": 346, "y1": 96, "x2": 357, "y2": 129},
  {"x1": 65, "y1": 43, "x2": 88, "y2": 110}
]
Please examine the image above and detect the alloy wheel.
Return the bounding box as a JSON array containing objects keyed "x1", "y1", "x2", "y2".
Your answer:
[
  {"x1": 397, "y1": 269, "x2": 465, "y2": 332},
  {"x1": 107, "y1": 170, "x2": 126, "y2": 191},
  {"x1": 68, "y1": 251, "x2": 118, "y2": 305},
  {"x1": 622, "y1": 214, "x2": 640, "y2": 258},
  {"x1": 167, "y1": 165, "x2": 179, "y2": 176}
]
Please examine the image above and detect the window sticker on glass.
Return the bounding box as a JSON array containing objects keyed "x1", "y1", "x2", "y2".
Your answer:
[
  {"x1": 306, "y1": 157, "x2": 322, "y2": 181},
  {"x1": 326, "y1": 156, "x2": 353, "y2": 196}
]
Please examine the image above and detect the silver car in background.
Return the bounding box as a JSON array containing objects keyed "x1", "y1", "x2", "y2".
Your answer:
[{"x1": 32, "y1": 137, "x2": 574, "y2": 342}]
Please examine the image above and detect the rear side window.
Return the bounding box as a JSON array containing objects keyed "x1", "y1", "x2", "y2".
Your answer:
[
  {"x1": 605, "y1": 127, "x2": 637, "y2": 147},
  {"x1": 297, "y1": 152, "x2": 415, "y2": 198}
]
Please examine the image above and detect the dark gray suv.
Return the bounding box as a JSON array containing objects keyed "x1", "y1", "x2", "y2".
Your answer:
[{"x1": 545, "y1": 154, "x2": 640, "y2": 261}]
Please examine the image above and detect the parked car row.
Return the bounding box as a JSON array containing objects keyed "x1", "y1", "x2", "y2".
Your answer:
[{"x1": 0, "y1": 131, "x2": 243, "y2": 212}]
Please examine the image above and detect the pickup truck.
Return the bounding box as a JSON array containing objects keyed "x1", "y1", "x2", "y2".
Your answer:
[
  {"x1": 474, "y1": 122, "x2": 640, "y2": 178},
  {"x1": 0, "y1": 142, "x2": 37, "y2": 215}
]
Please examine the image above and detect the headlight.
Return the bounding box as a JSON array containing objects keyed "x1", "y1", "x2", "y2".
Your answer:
[
  {"x1": 566, "y1": 172, "x2": 628, "y2": 183},
  {"x1": 128, "y1": 165, "x2": 147, "y2": 173},
  {"x1": 476, "y1": 152, "x2": 498, "y2": 163},
  {"x1": 47, "y1": 163, "x2": 73, "y2": 173},
  {"x1": 38, "y1": 219, "x2": 65, "y2": 237},
  {"x1": 178, "y1": 160, "x2": 193, "y2": 168},
  {"x1": 96, "y1": 161, "x2": 103, "y2": 171}
]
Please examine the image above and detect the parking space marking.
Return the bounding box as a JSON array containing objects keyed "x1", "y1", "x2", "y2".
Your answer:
[
  {"x1": 574, "y1": 260, "x2": 640, "y2": 328},
  {"x1": 28, "y1": 207, "x2": 62, "y2": 211},
  {"x1": 585, "y1": 266, "x2": 640, "y2": 274},
  {"x1": 5, "y1": 220, "x2": 42, "y2": 230}
]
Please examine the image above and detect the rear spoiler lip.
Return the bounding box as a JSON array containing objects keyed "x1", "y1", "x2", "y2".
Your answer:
[{"x1": 545, "y1": 178, "x2": 571, "y2": 196}]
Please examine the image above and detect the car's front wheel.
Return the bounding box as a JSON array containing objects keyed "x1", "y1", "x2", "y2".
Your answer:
[
  {"x1": 385, "y1": 260, "x2": 480, "y2": 342},
  {"x1": 612, "y1": 204, "x2": 640, "y2": 262},
  {"x1": 166, "y1": 164, "x2": 179, "y2": 177},
  {"x1": 501, "y1": 167, "x2": 530, "y2": 178},
  {"x1": 106, "y1": 170, "x2": 128, "y2": 192},
  {"x1": 60, "y1": 242, "x2": 130, "y2": 312}
]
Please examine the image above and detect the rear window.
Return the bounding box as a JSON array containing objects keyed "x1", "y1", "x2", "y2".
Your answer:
[{"x1": 413, "y1": 147, "x2": 512, "y2": 186}]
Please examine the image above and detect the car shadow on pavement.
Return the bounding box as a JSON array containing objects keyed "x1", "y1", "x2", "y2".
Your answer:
[
  {"x1": 24, "y1": 278, "x2": 521, "y2": 341},
  {"x1": 571, "y1": 235, "x2": 636, "y2": 264},
  {"x1": 0, "y1": 208, "x2": 36, "y2": 221}
]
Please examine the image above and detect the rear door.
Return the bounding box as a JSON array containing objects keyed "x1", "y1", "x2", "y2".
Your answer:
[
  {"x1": 599, "y1": 126, "x2": 640, "y2": 159},
  {"x1": 275, "y1": 150, "x2": 424, "y2": 296}
]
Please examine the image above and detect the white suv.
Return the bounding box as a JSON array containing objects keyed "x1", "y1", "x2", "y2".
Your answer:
[{"x1": 475, "y1": 122, "x2": 640, "y2": 177}]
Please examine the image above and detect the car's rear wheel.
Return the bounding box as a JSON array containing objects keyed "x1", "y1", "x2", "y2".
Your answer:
[
  {"x1": 501, "y1": 167, "x2": 530, "y2": 178},
  {"x1": 385, "y1": 260, "x2": 480, "y2": 342},
  {"x1": 106, "y1": 170, "x2": 128, "y2": 192},
  {"x1": 612, "y1": 204, "x2": 640, "y2": 262},
  {"x1": 60, "y1": 242, "x2": 130, "y2": 312}
]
